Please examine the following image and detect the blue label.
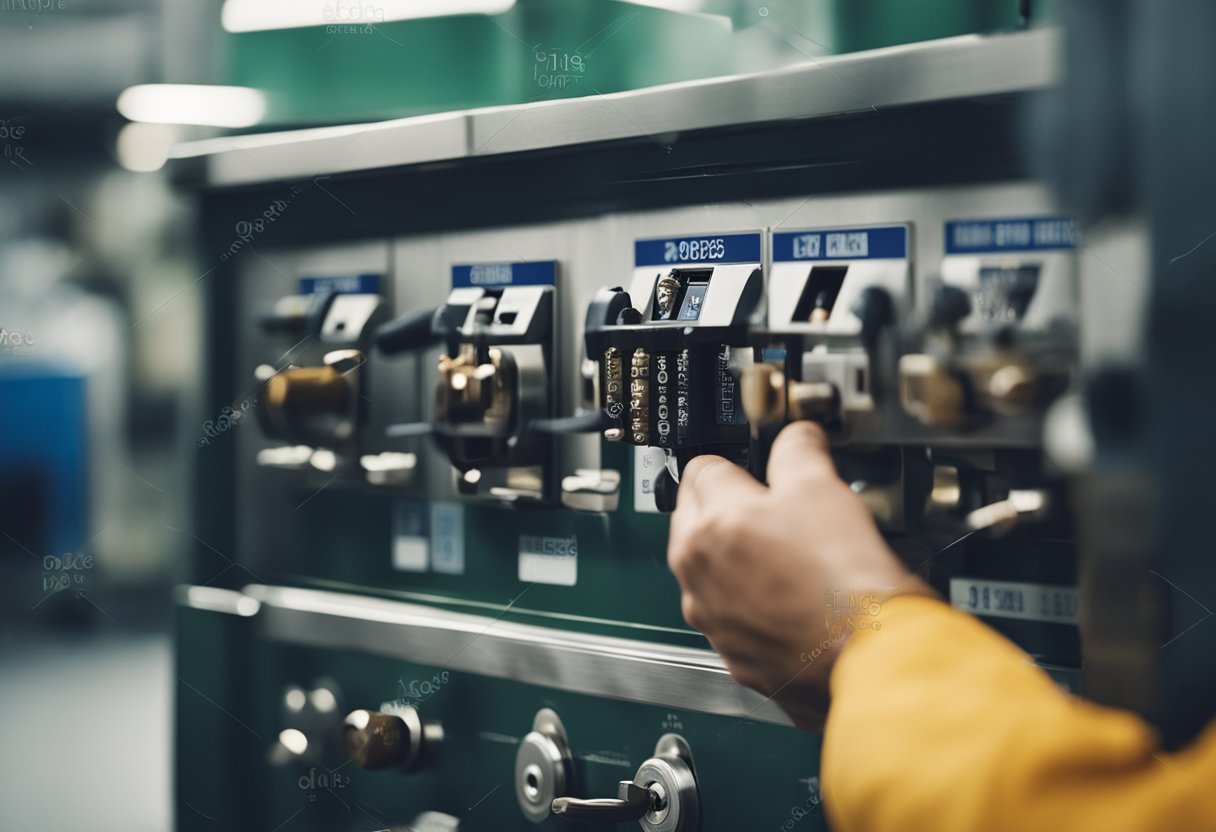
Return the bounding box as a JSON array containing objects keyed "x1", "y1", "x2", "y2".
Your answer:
[
  {"x1": 299, "y1": 273, "x2": 380, "y2": 295},
  {"x1": 635, "y1": 232, "x2": 761, "y2": 267},
  {"x1": 945, "y1": 217, "x2": 1077, "y2": 254},
  {"x1": 773, "y1": 226, "x2": 908, "y2": 261},
  {"x1": 452, "y1": 261, "x2": 556, "y2": 288}
]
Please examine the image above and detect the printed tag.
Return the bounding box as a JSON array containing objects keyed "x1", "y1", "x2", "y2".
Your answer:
[
  {"x1": 633, "y1": 446, "x2": 668, "y2": 514},
  {"x1": 950, "y1": 578, "x2": 1078, "y2": 624},
  {"x1": 392, "y1": 501, "x2": 429, "y2": 572},
  {"x1": 518, "y1": 534, "x2": 578, "y2": 586},
  {"x1": 430, "y1": 502, "x2": 465, "y2": 575}
]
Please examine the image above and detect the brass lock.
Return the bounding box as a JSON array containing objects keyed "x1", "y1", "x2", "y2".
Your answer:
[
  {"x1": 343, "y1": 707, "x2": 443, "y2": 773},
  {"x1": 436, "y1": 344, "x2": 513, "y2": 428},
  {"x1": 256, "y1": 349, "x2": 365, "y2": 444}
]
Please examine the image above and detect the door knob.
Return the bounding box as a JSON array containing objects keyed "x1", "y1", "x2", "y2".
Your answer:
[{"x1": 344, "y1": 707, "x2": 442, "y2": 773}]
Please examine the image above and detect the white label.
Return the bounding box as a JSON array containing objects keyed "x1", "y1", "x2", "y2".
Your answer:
[
  {"x1": 826, "y1": 231, "x2": 869, "y2": 258},
  {"x1": 392, "y1": 502, "x2": 429, "y2": 572},
  {"x1": 468, "y1": 263, "x2": 514, "y2": 285},
  {"x1": 792, "y1": 234, "x2": 821, "y2": 259},
  {"x1": 633, "y1": 446, "x2": 667, "y2": 514},
  {"x1": 664, "y1": 237, "x2": 726, "y2": 263},
  {"x1": 430, "y1": 502, "x2": 465, "y2": 575},
  {"x1": 950, "y1": 578, "x2": 1078, "y2": 624},
  {"x1": 518, "y1": 535, "x2": 577, "y2": 586}
]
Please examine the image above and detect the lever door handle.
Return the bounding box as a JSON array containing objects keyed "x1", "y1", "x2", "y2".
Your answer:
[{"x1": 551, "y1": 781, "x2": 654, "y2": 823}]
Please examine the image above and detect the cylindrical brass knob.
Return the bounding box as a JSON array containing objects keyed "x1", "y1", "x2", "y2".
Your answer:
[
  {"x1": 741, "y1": 364, "x2": 840, "y2": 430},
  {"x1": 264, "y1": 366, "x2": 350, "y2": 415},
  {"x1": 344, "y1": 708, "x2": 442, "y2": 773},
  {"x1": 344, "y1": 709, "x2": 409, "y2": 770},
  {"x1": 898, "y1": 354, "x2": 966, "y2": 426},
  {"x1": 740, "y1": 363, "x2": 785, "y2": 430},
  {"x1": 987, "y1": 363, "x2": 1036, "y2": 409},
  {"x1": 788, "y1": 381, "x2": 840, "y2": 423},
  {"x1": 259, "y1": 357, "x2": 357, "y2": 445}
]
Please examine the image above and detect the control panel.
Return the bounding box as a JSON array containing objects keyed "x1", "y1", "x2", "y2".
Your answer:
[
  {"x1": 184, "y1": 92, "x2": 1116, "y2": 832},
  {"x1": 221, "y1": 190, "x2": 1090, "y2": 645}
]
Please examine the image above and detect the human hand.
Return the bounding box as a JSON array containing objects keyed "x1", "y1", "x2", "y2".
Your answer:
[{"x1": 667, "y1": 422, "x2": 933, "y2": 730}]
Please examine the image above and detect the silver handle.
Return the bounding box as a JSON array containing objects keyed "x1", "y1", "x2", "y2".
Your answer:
[{"x1": 551, "y1": 781, "x2": 654, "y2": 823}]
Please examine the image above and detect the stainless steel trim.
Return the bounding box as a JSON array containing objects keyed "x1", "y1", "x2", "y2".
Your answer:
[
  {"x1": 175, "y1": 584, "x2": 262, "y2": 617},
  {"x1": 174, "y1": 110, "x2": 469, "y2": 188},
  {"x1": 172, "y1": 29, "x2": 1059, "y2": 187},
  {"x1": 470, "y1": 30, "x2": 1058, "y2": 157},
  {"x1": 242, "y1": 583, "x2": 793, "y2": 726}
]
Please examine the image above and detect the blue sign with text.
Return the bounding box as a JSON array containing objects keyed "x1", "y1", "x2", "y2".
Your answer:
[
  {"x1": 635, "y1": 232, "x2": 762, "y2": 267},
  {"x1": 451, "y1": 261, "x2": 557, "y2": 288},
  {"x1": 945, "y1": 217, "x2": 1077, "y2": 254},
  {"x1": 299, "y1": 274, "x2": 380, "y2": 295},
  {"x1": 773, "y1": 226, "x2": 908, "y2": 262}
]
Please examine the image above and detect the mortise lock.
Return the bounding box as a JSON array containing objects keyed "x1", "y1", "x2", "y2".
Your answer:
[{"x1": 551, "y1": 734, "x2": 700, "y2": 832}]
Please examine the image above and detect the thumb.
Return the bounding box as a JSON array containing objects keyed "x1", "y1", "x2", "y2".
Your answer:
[{"x1": 765, "y1": 421, "x2": 837, "y2": 491}]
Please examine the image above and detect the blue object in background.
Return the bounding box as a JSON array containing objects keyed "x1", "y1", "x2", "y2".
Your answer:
[{"x1": 0, "y1": 363, "x2": 88, "y2": 560}]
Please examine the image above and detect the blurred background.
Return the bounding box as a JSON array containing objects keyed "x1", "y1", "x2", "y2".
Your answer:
[{"x1": 0, "y1": 2, "x2": 1053, "y2": 830}]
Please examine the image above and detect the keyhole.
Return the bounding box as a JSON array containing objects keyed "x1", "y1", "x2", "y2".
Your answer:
[
  {"x1": 523, "y1": 764, "x2": 543, "y2": 802},
  {"x1": 645, "y1": 780, "x2": 670, "y2": 821}
]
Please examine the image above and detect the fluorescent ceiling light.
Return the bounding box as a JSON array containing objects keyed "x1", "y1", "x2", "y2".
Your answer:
[
  {"x1": 115, "y1": 122, "x2": 180, "y2": 172},
  {"x1": 221, "y1": 0, "x2": 517, "y2": 33},
  {"x1": 117, "y1": 84, "x2": 267, "y2": 128},
  {"x1": 616, "y1": 0, "x2": 706, "y2": 11}
]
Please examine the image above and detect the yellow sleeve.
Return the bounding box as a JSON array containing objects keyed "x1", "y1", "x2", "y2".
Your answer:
[{"x1": 821, "y1": 594, "x2": 1216, "y2": 832}]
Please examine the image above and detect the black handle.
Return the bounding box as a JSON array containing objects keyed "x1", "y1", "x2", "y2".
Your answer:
[
  {"x1": 654, "y1": 466, "x2": 679, "y2": 513},
  {"x1": 258, "y1": 289, "x2": 337, "y2": 337},
  {"x1": 376, "y1": 307, "x2": 442, "y2": 356},
  {"x1": 852, "y1": 286, "x2": 895, "y2": 353},
  {"x1": 928, "y1": 285, "x2": 972, "y2": 333},
  {"x1": 529, "y1": 410, "x2": 615, "y2": 435}
]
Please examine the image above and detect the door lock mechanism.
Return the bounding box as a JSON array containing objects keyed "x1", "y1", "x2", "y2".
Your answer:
[
  {"x1": 552, "y1": 734, "x2": 700, "y2": 832},
  {"x1": 377, "y1": 262, "x2": 560, "y2": 502},
  {"x1": 515, "y1": 709, "x2": 574, "y2": 823}
]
